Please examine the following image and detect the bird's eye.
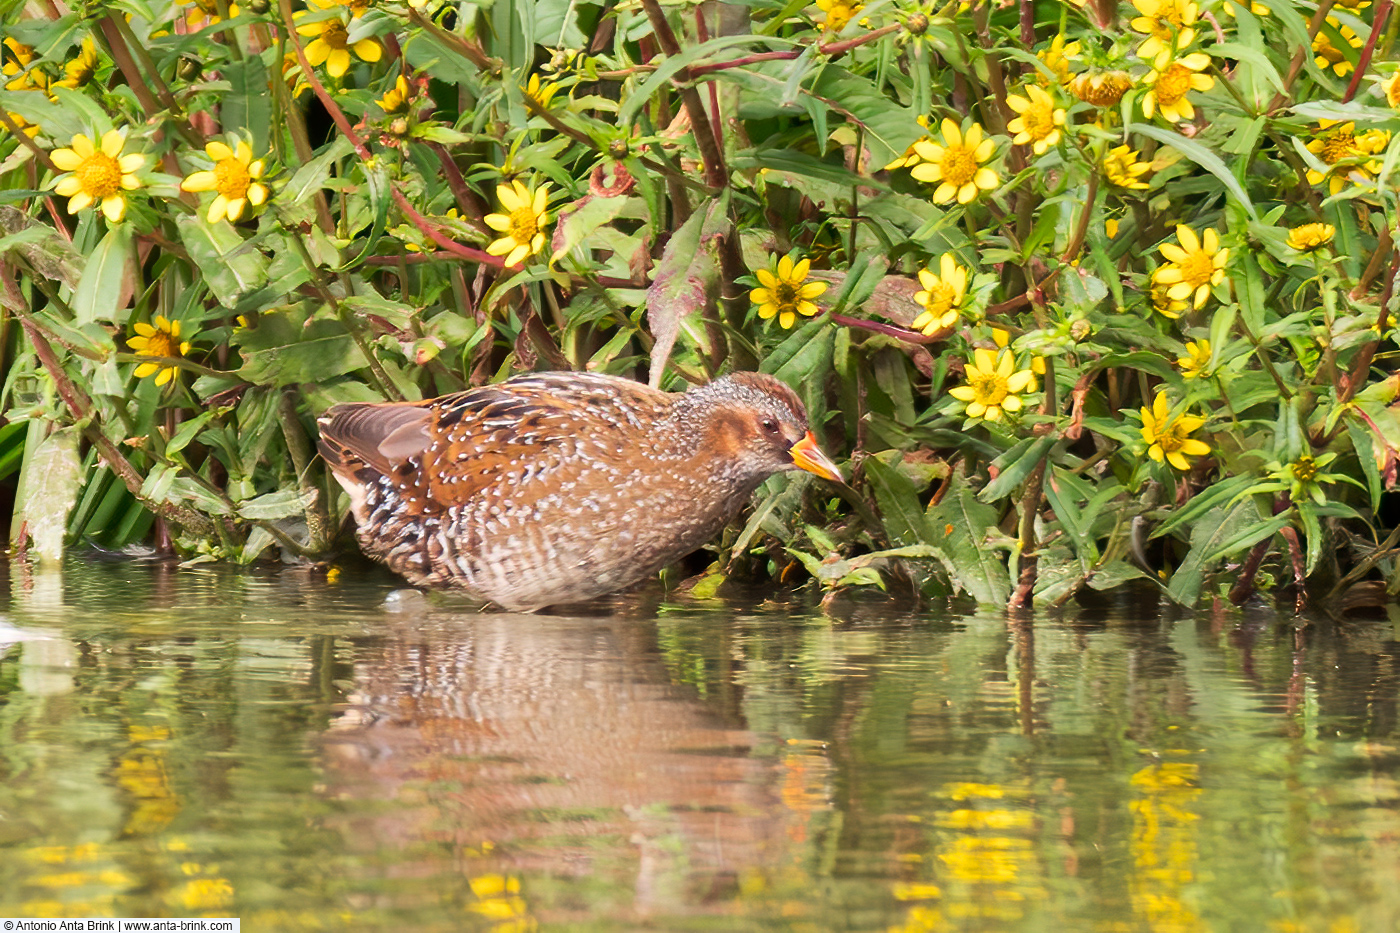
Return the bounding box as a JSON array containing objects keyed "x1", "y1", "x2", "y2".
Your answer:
[{"x1": 760, "y1": 417, "x2": 781, "y2": 436}]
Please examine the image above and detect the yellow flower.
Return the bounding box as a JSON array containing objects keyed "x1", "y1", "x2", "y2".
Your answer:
[
  {"x1": 180, "y1": 138, "x2": 269, "y2": 224},
  {"x1": 49, "y1": 130, "x2": 146, "y2": 223},
  {"x1": 1314, "y1": 21, "x2": 1362, "y2": 77},
  {"x1": 1153, "y1": 225, "x2": 1228, "y2": 309},
  {"x1": 884, "y1": 114, "x2": 931, "y2": 170},
  {"x1": 1130, "y1": 0, "x2": 1198, "y2": 61},
  {"x1": 1150, "y1": 280, "x2": 1188, "y2": 319},
  {"x1": 1383, "y1": 72, "x2": 1400, "y2": 109},
  {"x1": 1140, "y1": 391, "x2": 1210, "y2": 470},
  {"x1": 296, "y1": 13, "x2": 382, "y2": 78},
  {"x1": 1143, "y1": 53, "x2": 1214, "y2": 123},
  {"x1": 1104, "y1": 145, "x2": 1151, "y2": 189},
  {"x1": 3, "y1": 38, "x2": 48, "y2": 93},
  {"x1": 910, "y1": 119, "x2": 999, "y2": 204},
  {"x1": 483, "y1": 179, "x2": 551, "y2": 267},
  {"x1": 910, "y1": 254, "x2": 968, "y2": 335},
  {"x1": 186, "y1": 0, "x2": 241, "y2": 31},
  {"x1": 1069, "y1": 70, "x2": 1133, "y2": 107},
  {"x1": 948, "y1": 348, "x2": 1035, "y2": 422},
  {"x1": 309, "y1": 0, "x2": 374, "y2": 17},
  {"x1": 1287, "y1": 222, "x2": 1335, "y2": 251},
  {"x1": 815, "y1": 0, "x2": 864, "y2": 31},
  {"x1": 54, "y1": 39, "x2": 99, "y2": 91},
  {"x1": 1006, "y1": 85, "x2": 1066, "y2": 155},
  {"x1": 1305, "y1": 120, "x2": 1388, "y2": 194},
  {"x1": 750, "y1": 255, "x2": 828, "y2": 329},
  {"x1": 377, "y1": 75, "x2": 412, "y2": 113},
  {"x1": 524, "y1": 73, "x2": 561, "y2": 109},
  {"x1": 127, "y1": 316, "x2": 193, "y2": 388},
  {"x1": 1037, "y1": 34, "x2": 1082, "y2": 86},
  {"x1": 1177, "y1": 338, "x2": 1211, "y2": 379}
]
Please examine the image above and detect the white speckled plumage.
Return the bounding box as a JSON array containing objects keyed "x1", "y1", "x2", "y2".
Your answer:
[{"x1": 317, "y1": 371, "x2": 841, "y2": 611}]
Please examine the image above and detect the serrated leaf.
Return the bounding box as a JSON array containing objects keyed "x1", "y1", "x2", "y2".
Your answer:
[
  {"x1": 927, "y1": 472, "x2": 1010, "y2": 606},
  {"x1": 645, "y1": 194, "x2": 727, "y2": 386},
  {"x1": 238, "y1": 487, "x2": 317, "y2": 521},
  {"x1": 175, "y1": 212, "x2": 269, "y2": 306}
]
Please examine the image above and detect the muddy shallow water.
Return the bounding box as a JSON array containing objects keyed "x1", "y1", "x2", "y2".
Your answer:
[{"x1": 1, "y1": 558, "x2": 1397, "y2": 931}]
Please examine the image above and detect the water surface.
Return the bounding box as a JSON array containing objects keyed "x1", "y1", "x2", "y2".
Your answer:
[{"x1": 1, "y1": 559, "x2": 1398, "y2": 931}]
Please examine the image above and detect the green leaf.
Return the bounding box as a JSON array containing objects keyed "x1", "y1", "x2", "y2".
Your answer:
[
  {"x1": 645, "y1": 194, "x2": 728, "y2": 386},
  {"x1": 1165, "y1": 498, "x2": 1273, "y2": 606},
  {"x1": 1127, "y1": 122, "x2": 1257, "y2": 219},
  {"x1": 619, "y1": 35, "x2": 772, "y2": 126},
  {"x1": 979, "y1": 434, "x2": 1054, "y2": 502},
  {"x1": 12, "y1": 424, "x2": 81, "y2": 564},
  {"x1": 865, "y1": 455, "x2": 932, "y2": 548},
  {"x1": 235, "y1": 314, "x2": 368, "y2": 386},
  {"x1": 70, "y1": 224, "x2": 133, "y2": 324},
  {"x1": 1152, "y1": 473, "x2": 1257, "y2": 539},
  {"x1": 175, "y1": 212, "x2": 269, "y2": 306},
  {"x1": 1204, "y1": 511, "x2": 1291, "y2": 563},
  {"x1": 238, "y1": 488, "x2": 317, "y2": 521},
  {"x1": 926, "y1": 471, "x2": 1010, "y2": 606}
]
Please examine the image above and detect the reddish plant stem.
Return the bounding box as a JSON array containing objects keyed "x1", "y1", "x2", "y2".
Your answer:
[
  {"x1": 640, "y1": 0, "x2": 729, "y2": 190},
  {"x1": 1343, "y1": 0, "x2": 1392, "y2": 102},
  {"x1": 686, "y1": 23, "x2": 901, "y2": 78}
]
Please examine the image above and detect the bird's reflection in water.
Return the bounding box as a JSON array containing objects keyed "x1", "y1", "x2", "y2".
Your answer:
[{"x1": 318, "y1": 604, "x2": 797, "y2": 921}]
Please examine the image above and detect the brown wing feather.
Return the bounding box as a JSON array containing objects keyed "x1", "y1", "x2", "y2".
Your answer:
[{"x1": 318, "y1": 373, "x2": 676, "y2": 514}]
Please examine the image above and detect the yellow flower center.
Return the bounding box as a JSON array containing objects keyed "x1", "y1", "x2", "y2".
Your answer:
[
  {"x1": 924, "y1": 283, "x2": 958, "y2": 315},
  {"x1": 508, "y1": 206, "x2": 538, "y2": 242},
  {"x1": 1319, "y1": 130, "x2": 1356, "y2": 165},
  {"x1": 141, "y1": 330, "x2": 178, "y2": 358},
  {"x1": 1292, "y1": 455, "x2": 1319, "y2": 482},
  {"x1": 1154, "y1": 64, "x2": 1192, "y2": 106},
  {"x1": 1154, "y1": 421, "x2": 1192, "y2": 455},
  {"x1": 77, "y1": 151, "x2": 122, "y2": 200},
  {"x1": 773, "y1": 281, "x2": 800, "y2": 312},
  {"x1": 1178, "y1": 249, "x2": 1215, "y2": 289},
  {"x1": 1021, "y1": 102, "x2": 1055, "y2": 139},
  {"x1": 968, "y1": 369, "x2": 1010, "y2": 407},
  {"x1": 939, "y1": 145, "x2": 979, "y2": 187},
  {"x1": 214, "y1": 158, "x2": 252, "y2": 199},
  {"x1": 321, "y1": 20, "x2": 350, "y2": 50}
]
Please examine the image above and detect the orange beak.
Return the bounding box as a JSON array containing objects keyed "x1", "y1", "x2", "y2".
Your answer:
[{"x1": 789, "y1": 432, "x2": 843, "y2": 482}]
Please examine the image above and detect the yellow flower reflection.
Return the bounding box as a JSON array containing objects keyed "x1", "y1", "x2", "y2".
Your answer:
[
  {"x1": 483, "y1": 179, "x2": 551, "y2": 267},
  {"x1": 50, "y1": 130, "x2": 146, "y2": 223},
  {"x1": 181, "y1": 137, "x2": 269, "y2": 224},
  {"x1": 751, "y1": 254, "x2": 828, "y2": 329},
  {"x1": 949, "y1": 348, "x2": 1036, "y2": 422},
  {"x1": 1153, "y1": 224, "x2": 1228, "y2": 309},
  {"x1": 296, "y1": 13, "x2": 382, "y2": 78},
  {"x1": 1140, "y1": 391, "x2": 1210, "y2": 470},
  {"x1": 910, "y1": 119, "x2": 999, "y2": 204},
  {"x1": 911, "y1": 253, "x2": 968, "y2": 335},
  {"x1": 1006, "y1": 85, "x2": 1066, "y2": 155},
  {"x1": 128, "y1": 316, "x2": 193, "y2": 387}
]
